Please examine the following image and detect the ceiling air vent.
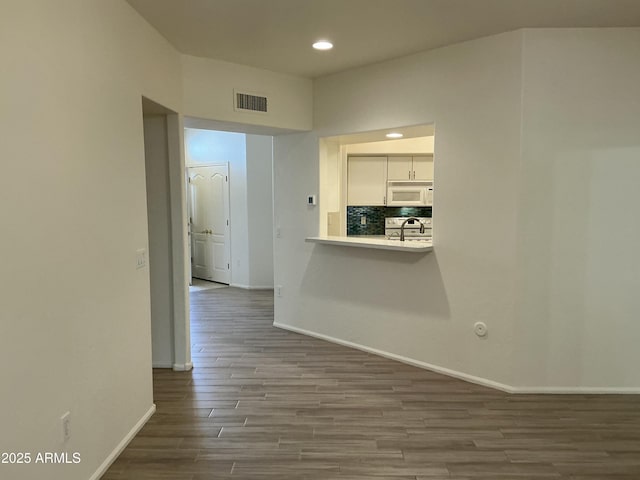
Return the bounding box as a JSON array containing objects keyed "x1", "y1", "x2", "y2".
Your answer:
[{"x1": 234, "y1": 90, "x2": 268, "y2": 113}]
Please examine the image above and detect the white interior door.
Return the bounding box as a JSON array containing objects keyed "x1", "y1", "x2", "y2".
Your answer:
[{"x1": 188, "y1": 165, "x2": 230, "y2": 284}]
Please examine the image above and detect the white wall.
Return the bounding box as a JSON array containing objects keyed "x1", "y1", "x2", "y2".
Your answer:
[
  {"x1": 274, "y1": 27, "x2": 640, "y2": 392},
  {"x1": 182, "y1": 54, "x2": 313, "y2": 131},
  {"x1": 319, "y1": 139, "x2": 342, "y2": 236},
  {"x1": 143, "y1": 115, "x2": 174, "y2": 368},
  {"x1": 514, "y1": 28, "x2": 640, "y2": 390},
  {"x1": 0, "y1": 1, "x2": 182, "y2": 478},
  {"x1": 274, "y1": 30, "x2": 524, "y2": 389},
  {"x1": 246, "y1": 135, "x2": 275, "y2": 288},
  {"x1": 229, "y1": 143, "x2": 251, "y2": 287},
  {"x1": 184, "y1": 128, "x2": 247, "y2": 165},
  {"x1": 345, "y1": 136, "x2": 434, "y2": 154}
]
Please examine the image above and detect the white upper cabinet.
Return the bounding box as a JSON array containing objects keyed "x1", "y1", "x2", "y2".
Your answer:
[
  {"x1": 388, "y1": 155, "x2": 433, "y2": 181},
  {"x1": 387, "y1": 156, "x2": 413, "y2": 180},
  {"x1": 347, "y1": 156, "x2": 387, "y2": 206},
  {"x1": 412, "y1": 155, "x2": 434, "y2": 181}
]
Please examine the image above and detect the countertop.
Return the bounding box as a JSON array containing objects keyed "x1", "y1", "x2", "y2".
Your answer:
[{"x1": 305, "y1": 235, "x2": 433, "y2": 253}]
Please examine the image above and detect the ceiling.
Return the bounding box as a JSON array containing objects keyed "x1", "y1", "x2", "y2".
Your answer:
[
  {"x1": 183, "y1": 116, "x2": 303, "y2": 136},
  {"x1": 127, "y1": 0, "x2": 640, "y2": 78},
  {"x1": 327, "y1": 124, "x2": 435, "y2": 145}
]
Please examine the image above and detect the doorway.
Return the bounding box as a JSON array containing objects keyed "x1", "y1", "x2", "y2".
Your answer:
[
  {"x1": 183, "y1": 126, "x2": 275, "y2": 290},
  {"x1": 141, "y1": 97, "x2": 191, "y2": 371},
  {"x1": 188, "y1": 164, "x2": 231, "y2": 284}
]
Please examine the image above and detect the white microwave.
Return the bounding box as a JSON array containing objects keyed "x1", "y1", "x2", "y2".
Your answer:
[{"x1": 386, "y1": 181, "x2": 433, "y2": 206}]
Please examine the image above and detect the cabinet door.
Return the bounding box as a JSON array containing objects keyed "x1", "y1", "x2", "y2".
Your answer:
[
  {"x1": 347, "y1": 156, "x2": 387, "y2": 206},
  {"x1": 387, "y1": 156, "x2": 413, "y2": 180},
  {"x1": 412, "y1": 155, "x2": 434, "y2": 181}
]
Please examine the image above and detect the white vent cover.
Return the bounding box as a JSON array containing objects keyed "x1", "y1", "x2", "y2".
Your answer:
[{"x1": 234, "y1": 90, "x2": 268, "y2": 113}]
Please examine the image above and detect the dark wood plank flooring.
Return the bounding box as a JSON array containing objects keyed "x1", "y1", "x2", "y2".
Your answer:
[{"x1": 103, "y1": 288, "x2": 640, "y2": 479}]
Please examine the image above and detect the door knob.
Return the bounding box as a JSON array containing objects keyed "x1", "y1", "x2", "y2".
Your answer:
[{"x1": 208, "y1": 229, "x2": 213, "y2": 234}]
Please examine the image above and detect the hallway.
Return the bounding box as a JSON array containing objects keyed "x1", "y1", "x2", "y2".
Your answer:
[{"x1": 104, "y1": 288, "x2": 640, "y2": 479}]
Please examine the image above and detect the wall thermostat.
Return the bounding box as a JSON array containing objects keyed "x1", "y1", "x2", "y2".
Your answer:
[{"x1": 307, "y1": 195, "x2": 316, "y2": 206}]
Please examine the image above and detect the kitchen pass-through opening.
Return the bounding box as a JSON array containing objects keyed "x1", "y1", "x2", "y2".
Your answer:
[{"x1": 318, "y1": 124, "x2": 435, "y2": 240}]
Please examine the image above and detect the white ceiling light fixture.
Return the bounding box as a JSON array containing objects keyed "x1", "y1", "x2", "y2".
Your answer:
[
  {"x1": 386, "y1": 132, "x2": 404, "y2": 138},
  {"x1": 312, "y1": 40, "x2": 333, "y2": 51}
]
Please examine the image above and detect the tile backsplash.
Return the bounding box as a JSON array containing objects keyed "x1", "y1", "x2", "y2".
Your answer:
[{"x1": 347, "y1": 206, "x2": 432, "y2": 235}]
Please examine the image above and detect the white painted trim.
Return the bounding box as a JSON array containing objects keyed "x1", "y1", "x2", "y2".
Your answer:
[
  {"x1": 230, "y1": 283, "x2": 274, "y2": 290},
  {"x1": 185, "y1": 162, "x2": 228, "y2": 168},
  {"x1": 273, "y1": 322, "x2": 513, "y2": 393},
  {"x1": 306, "y1": 235, "x2": 433, "y2": 252},
  {"x1": 152, "y1": 361, "x2": 173, "y2": 369},
  {"x1": 172, "y1": 362, "x2": 194, "y2": 371},
  {"x1": 273, "y1": 323, "x2": 640, "y2": 395},
  {"x1": 167, "y1": 114, "x2": 192, "y2": 373},
  {"x1": 508, "y1": 386, "x2": 640, "y2": 394},
  {"x1": 89, "y1": 404, "x2": 156, "y2": 480}
]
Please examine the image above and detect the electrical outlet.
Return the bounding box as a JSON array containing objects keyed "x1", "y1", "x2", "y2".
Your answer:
[
  {"x1": 276, "y1": 285, "x2": 283, "y2": 297},
  {"x1": 360, "y1": 216, "x2": 367, "y2": 225},
  {"x1": 61, "y1": 411, "x2": 71, "y2": 442}
]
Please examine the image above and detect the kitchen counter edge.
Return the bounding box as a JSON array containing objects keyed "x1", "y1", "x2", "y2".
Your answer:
[{"x1": 305, "y1": 236, "x2": 433, "y2": 253}]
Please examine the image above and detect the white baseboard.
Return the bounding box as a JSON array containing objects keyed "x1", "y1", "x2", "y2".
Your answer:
[
  {"x1": 89, "y1": 404, "x2": 156, "y2": 480},
  {"x1": 273, "y1": 322, "x2": 640, "y2": 395},
  {"x1": 273, "y1": 322, "x2": 513, "y2": 393},
  {"x1": 509, "y1": 386, "x2": 640, "y2": 394},
  {"x1": 172, "y1": 362, "x2": 193, "y2": 371},
  {"x1": 230, "y1": 283, "x2": 274, "y2": 290},
  {"x1": 152, "y1": 361, "x2": 173, "y2": 369}
]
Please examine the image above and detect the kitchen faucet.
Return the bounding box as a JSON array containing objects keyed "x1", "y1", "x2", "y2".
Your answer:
[{"x1": 400, "y1": 217, "x2": 425, "y2": 241}]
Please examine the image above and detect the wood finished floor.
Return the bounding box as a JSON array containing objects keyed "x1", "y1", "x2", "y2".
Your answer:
[{"x1": 104, "y1": 288, "x2": 640, "y2": 479}]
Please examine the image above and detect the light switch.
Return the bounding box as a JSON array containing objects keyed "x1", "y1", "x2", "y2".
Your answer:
[{"x1": 136, "y1": 248, "x2": 147, "y2": 269}]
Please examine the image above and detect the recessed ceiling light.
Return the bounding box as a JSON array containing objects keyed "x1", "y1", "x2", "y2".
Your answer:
[
  {"x1": 312, "y1": 40, "x2": 333, "y2": 51},
  {"x1": 386, "y1": 132, "x2": 403, "y2": 138}
]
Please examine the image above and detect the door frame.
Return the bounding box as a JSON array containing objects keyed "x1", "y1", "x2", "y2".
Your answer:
[
  {"x1": 141, "y1": 98, "x2": 192, "y2": 372},
  {"x1": 166, "y1": 113, "x2": 192, "y2": 371}
]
